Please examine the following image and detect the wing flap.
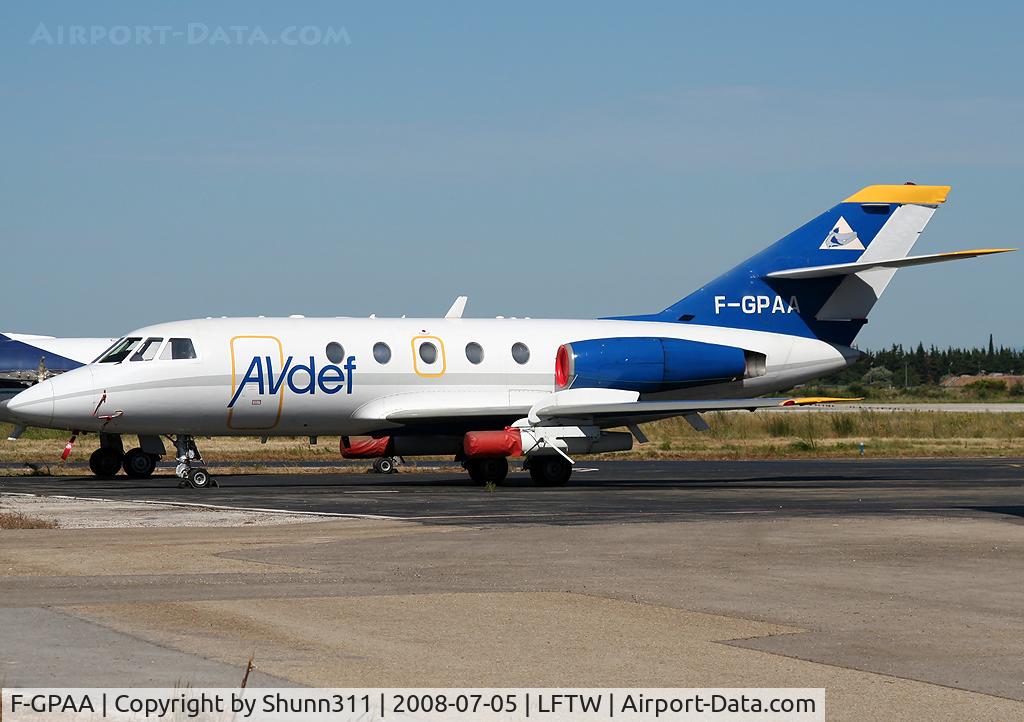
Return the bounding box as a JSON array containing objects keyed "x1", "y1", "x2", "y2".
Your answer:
[{"x1": 527, "y1": 388, "x2": 855, "y2": 426}]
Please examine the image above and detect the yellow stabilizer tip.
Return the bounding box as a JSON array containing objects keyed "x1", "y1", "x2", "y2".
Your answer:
[
  {"x1": 844, "y1": 184, "x2": 951, "y2": 205},
  {"x1": 781, "y1": 397, "x2": 864, "y2": 406},
  {"x1": 940, "y1": 248, "x2": 1017, "y2": 256}
]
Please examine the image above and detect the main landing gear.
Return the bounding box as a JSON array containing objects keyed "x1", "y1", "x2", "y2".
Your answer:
[
  {"x1": 525, "y1": 455, "x2": 573, "y2": 486},
  {"x1": 372, "y1": 456, "x2": 399, "y2": 474},
  {"x1": 85, "y1": 433, "x2": 163, "y2": 479},
  {"x1": 462, "y1": 456, "x2": 573, "y2": 486},
  {"x1": 464, "y1": 457, "x2": 509, "y2": 485},
  {"x1": 173, "y1": 435, "x2": 217, "y2": 489}
]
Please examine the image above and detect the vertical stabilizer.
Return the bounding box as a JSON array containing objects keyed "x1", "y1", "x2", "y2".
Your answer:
[{"x1": 619, "y1": 184, "x2": 951, "y2": 346}]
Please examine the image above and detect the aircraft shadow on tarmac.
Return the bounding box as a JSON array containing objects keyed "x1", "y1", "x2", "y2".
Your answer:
[
  {"x1": 966, "y1": 505, "x2": 1024, "y2": 518},
  {"x1": 6, "y1": 471, "x2": 954, "y2": 493}
]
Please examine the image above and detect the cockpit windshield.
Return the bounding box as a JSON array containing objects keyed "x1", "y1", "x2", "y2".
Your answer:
[
  {"x1": 97, "y1": 337, "x2": 142, "y2": 363},
  {"x1": 92, "y1": 338, "x2": 122, "y2": 363}
]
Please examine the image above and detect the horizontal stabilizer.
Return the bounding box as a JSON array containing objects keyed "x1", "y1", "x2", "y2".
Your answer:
[{"x1": 765, "y1": 248, "x2": 1015, "y2": 280}]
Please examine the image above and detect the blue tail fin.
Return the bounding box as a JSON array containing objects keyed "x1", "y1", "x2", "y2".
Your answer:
[{"x1": 620, "y1": 184, "x2": 951, "y2": 346}]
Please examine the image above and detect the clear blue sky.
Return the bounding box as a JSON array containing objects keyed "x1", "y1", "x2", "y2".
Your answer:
[{"x1": 2, "y1": 2, "x2": 1020, "y2": 348}]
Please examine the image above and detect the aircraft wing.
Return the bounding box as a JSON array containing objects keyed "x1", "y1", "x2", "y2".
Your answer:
[
  {"x1": 525, "y1": 388, "x2": 848, "y2": 426},
  {"x1": 365, "y1": 388, "x2": 850, "y2": 429},
  {"x1": 355, "y1": 391, "x2": 534, "y2": 424}
]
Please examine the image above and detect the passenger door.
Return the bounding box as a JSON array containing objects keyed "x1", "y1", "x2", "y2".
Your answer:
[{"x1": 228, "y1": 335, "x2": 285, "y2": 430}]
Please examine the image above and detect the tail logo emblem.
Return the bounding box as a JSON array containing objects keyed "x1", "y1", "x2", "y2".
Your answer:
[{"x1": 819, "y1": 216, "x2": 865, "y2": 250}]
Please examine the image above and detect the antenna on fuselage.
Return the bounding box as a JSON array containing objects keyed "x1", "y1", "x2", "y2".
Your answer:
[{"x1": 445, "y1": 295, "x2": 468, "y2": 319}]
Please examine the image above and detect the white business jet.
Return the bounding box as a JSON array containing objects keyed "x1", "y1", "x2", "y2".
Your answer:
[{"x1": 7, "y1": 184, "x2": 1012, "y2": 488}]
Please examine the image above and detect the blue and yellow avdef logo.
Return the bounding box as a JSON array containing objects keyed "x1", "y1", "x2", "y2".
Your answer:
[{"x1": 228, "y1": 354, "x2": 356, "y2": 408}]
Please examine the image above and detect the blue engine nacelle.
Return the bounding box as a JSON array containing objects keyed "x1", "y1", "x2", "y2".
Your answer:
[{"x1": 556, "y1": 336, "x2": 756, "y2": 393}]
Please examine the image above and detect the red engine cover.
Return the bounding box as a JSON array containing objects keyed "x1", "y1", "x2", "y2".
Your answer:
[
  {"x1": 340, "y1": 436, "x2": 392, "y2": 458},
  {"x1": 463, "y1": 428, "x2": 523, "y2": 458},
  {"x1": 555, "y1": 344, "x2": 571, "y2": 388}
]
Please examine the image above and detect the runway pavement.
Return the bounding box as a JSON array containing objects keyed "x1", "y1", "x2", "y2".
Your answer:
[
  {"x1": 2, "y1": 459, "x2": 1023, "y2": 720},
  {"x1": 2, "y1": 458, "x2": 1022, "y2": 524}
]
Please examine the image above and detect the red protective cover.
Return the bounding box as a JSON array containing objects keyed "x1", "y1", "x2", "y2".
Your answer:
[
  {"x1": 340, "y1": 436, "x2": 392, "y2": 458},
  {"x1": 463, "y1": 428, "x2": 523, "y2": 458}
]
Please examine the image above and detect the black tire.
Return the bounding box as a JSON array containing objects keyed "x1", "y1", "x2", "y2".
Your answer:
[
  {"x1": 528, "y1": 456, "x2": 572, "y2": 486},
  {"x1": 123, "y1": 448, "x2": 158, "y2": 479},
  {"x1": 373, "y1": 457, "x2": 395, "y2": 474},
  {"x1": 465, "y1": 459, "x2": 486, "y2": 483},
  {"x1": 89, "y1": 448, "x2": 122, "y2": 479},
  {"x1": 466, "y1": 457, "x2": 508, "y2": 484},
  {"x1": 187, "y1": 468, "x2": 211, "y2": 489}
]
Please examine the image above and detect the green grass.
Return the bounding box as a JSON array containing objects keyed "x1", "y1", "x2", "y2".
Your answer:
[
  {"x1": 620, "y1": 410, "x2": 1024, "y2": 459},
  {"x1": 4, "y1": 410, "x2": 1024, "y2": 468}
]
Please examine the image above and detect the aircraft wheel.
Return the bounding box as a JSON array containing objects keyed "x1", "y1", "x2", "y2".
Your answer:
[
  {"x1": 89, "y1": 448, "x2": 122, "y2": 479},
  {"x1": 123, "y1": 448, "x2": 158, "y2": 479},
  {"x1": 372, "y1": 457, "x2": 395, "y2": 474},
  {"x1": 466, "y1": 457, "x2": 508, "y2": 484},
  {"x1": 187, "y1": 468, "x2": 212, "y2": 489},
  {"x1": 528, "y1": 456, "x2": 572, "y2": 486}
]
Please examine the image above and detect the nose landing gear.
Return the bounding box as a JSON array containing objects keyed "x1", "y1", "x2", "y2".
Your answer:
[{"x1": 173, "y1": 435, "x2": 217, "y2": 489}]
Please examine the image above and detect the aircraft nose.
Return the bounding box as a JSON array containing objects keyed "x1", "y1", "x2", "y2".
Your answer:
[{"x1": 8, "y1": 379, "x2": 55, "y2": 426}]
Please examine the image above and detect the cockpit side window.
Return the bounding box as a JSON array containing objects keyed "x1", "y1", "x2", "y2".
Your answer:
[
  {"x1": 130, "y1": 337, "x2": 164, "y2": 362},
  {"x1": 98, "y1": 337, "x2": 142, "y2": 363},
  {"x1": 160, "y1": 338, "x2": 197, "y2": 360}
]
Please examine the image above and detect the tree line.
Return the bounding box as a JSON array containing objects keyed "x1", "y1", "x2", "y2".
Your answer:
[{"x1": 820, "y1": 336, "x2": 1023, "y2": 388}]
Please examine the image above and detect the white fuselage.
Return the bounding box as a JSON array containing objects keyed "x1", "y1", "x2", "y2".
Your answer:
[{"x1": 10, "y1": 316, "x2": 856, "y2": 436}]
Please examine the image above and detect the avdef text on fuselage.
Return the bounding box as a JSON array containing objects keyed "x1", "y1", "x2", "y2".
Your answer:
[{"x1": 228, "y1": 354, "x2": 356, "y2": 408}]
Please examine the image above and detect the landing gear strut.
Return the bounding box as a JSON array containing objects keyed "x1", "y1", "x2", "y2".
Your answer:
[{"x1": 173, "y1": 435, "x2": 216, "y2": 489}]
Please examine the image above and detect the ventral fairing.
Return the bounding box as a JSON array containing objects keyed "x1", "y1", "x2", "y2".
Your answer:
[{"x1": 8, "y1": 184, "x2": 1014, "y2": 486}]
